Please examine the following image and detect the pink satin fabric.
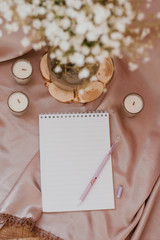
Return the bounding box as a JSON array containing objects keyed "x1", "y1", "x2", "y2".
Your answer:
[
  {"x1": 0, "y1": 29, "x2": 32, "y2": 62},
  {"x1": 0, "y1": 45, "x2": 160, "y2": 239}
]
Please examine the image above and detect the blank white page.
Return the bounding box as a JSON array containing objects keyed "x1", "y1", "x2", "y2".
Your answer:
[{"x1": 39, "y1": 112, "x2": 115, "y2": 212}]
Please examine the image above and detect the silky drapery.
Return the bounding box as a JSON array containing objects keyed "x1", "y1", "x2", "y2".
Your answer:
[{"x1": 0, "y1": 43, "x2": 160, "y2": 239}]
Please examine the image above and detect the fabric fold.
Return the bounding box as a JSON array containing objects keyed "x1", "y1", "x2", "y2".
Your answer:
[
  {"x1": 131, "y1": 176, "x2": 160, "y2": 240},
  {"x1": 0, "y1": 151, "x2": 41, "y2": 226}
]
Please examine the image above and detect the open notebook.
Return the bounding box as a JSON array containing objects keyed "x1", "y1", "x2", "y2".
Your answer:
[{"x1": 39, "y1": 112, "x2": 115, "y2": 212}]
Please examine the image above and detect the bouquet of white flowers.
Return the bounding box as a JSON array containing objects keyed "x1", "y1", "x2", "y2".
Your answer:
[{"x1": 0, "y1": 0, "x2": 159, "y2": 79}]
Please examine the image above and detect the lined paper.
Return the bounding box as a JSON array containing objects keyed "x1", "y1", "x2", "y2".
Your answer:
[{"x1": 39, "y1": 112, "x2": 115, "y2": 212}]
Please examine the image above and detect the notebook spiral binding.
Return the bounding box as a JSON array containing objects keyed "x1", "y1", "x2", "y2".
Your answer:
[{"x1": 39, "y1": 111, "x2": 108, "y2": 119}]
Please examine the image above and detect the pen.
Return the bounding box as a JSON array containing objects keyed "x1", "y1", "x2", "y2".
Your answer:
[{"x1": 78, "y1": 137, "x2": 120, "y2": 205}]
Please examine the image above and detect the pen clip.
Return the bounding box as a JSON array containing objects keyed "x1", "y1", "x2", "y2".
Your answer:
[{"x1": 91, "y1": 177, "x2": 97, "y2": 185}]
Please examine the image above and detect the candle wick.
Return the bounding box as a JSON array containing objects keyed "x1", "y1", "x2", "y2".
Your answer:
[
  {"x1": 22, "y1": 68, "x2": 27, "y2": 71},
  {"x1": 17, "y1": 99, "x2": 21, "y2": 103},
  {"x1": 133, "y1": 101, "x2": 135, "y2": 106}
]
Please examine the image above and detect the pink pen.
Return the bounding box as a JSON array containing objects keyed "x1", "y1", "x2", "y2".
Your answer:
[{"x1": 78, "y1": 137, "x2": 120, "y2": 205}]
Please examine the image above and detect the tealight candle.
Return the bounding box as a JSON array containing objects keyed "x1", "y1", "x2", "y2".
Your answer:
[
  {"x1": 7, "y1": 92, "x2": 29, "y2": 116},
  {"x1": 123, "y1": 93, "x2": 144, "y2": 117},
  {"x1": 12, "y1": 59, "x2": 33, "y2": 84}
]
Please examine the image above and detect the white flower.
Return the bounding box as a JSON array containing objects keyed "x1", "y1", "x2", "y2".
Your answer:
[
  {"x1": 78, "y1": 68, "x2": 90, "y2": 79},
  {"x1": 100, "y1": 35, "x2": 109, "y2": 45},
  {"x1": 75, "y1": 11, "x2": 86, "y2": 23},
  {"x1": 54, "y1": 37, "x2": 60, "y2": 47},
  {"x1": 58, "y1": 30, "x2": 69, "y2": 41},
  {"x1": 137, "y1": 47, "x2": 144, "y2": 54},
  {"x1": 4, "y1": 10, "x2": 13, "y2": 22},
  {"x1": 65, "y1": 0, "x2": 82, "y2": 10},
  {"x1": 107, "y1": 3, "x2": 114, "y2": 9},
  {"x1": 22, "y1": 25, "x2": 31, "y2": 34},
  {"x1": 0, "y1": 30, "x2": 2, "y2": 38},
  {"x1": 59, "y1": 41, "x2": 70, "y2": 51},
  {"x1": 21, "y1": 37, "x2": 30, "y2": 47},
  {"x1": 92, "y1": 26, "x2": 104, "y2": 37},
  {"x1": 137, "y1": 12, "x2": 145, "y2": 21},
  {"x1": 86, "y1": 21, "x2": 94, "y2": 31},
  {"x1": 74, "y1": 0, "x2": 83, "y2": 10},
  {"x1": 118, "y1": 0, "x2": 126, "y2": 4},
  {"x1": 140, "y1": 28, "x2": 150, "y2": 39},
  {"x1": 33, "y1": 41, "x2": 46, "y2": 50},
  {"x1": 61, "y1": 18, "x2": 71, "y2": 30},
  {"x1": 114, "y1": 6, "x2": 123, "y2": 16},
  {"x1": 32, "y1": 19, "x2": 41, "y2": 29},
  {"x1": 86, "y1": 0, "x2": 93, "y2": 5},
  {"x1": 69, "y1": 53, "x2": 84, "y2": 67},
  {"x1": 5, "y1": 22, "x2": 19, "y2": 33},
  {"x1": 47, "y1": 12, "x2": 54, "y2": 21},
  {"x1": 50, "y1": 53, "x2": 56, "y2": 59},
  {"x1": 86, "y1": 56, "x2": 95, "y2": 64},
  {"x1": 45, "y1": 22, "x2": 58, "y2": 40},
  {"x1": 123, "y1": 36, "x2": 133, "y2": 46},
  {"x1": 93, "y1": 4, "x2": 110, "y2": 24},
  {"x1": 115, "y1": 20, "x2": 126, "y2": 33},
  {"x1": 96, "y1": 51, "x2": 109, "y2": 63},
  {"x1": 32, "y1": 43, "x2": 40, "y2": 50},
  {"x1": 128, "y1": 62, "x2": 138, "y2": 71},
  {"x1": 65, "y1": 7, "x2": 77, "y2": 18},
  {"x1": 54, "y1": 66, "x2": 62, "y2": 73},
  {"x1": 0, "y1": 0, "x2": 154, "y2": 72},
  {"x1": 81, "y1": 46, "x2": 90, "y2": 56},
  {"x1": 111, "y1": 48, "x2": 122, "y2": 58},
  {"x1": 55, "y1": 49, "x2": 63, "y2": 59},
  {"x1": 91, "y1": 45, "x2": 101, "y2": 55},
  {"x1": 125, "y1": 2, "x2": 135, "y2": 19},
  {"x1": 111, "y1": 32, "x2": 123, "y2": 40},
  {"x1": 86, "y1": 31, "x2": 99, "y2": 42},
  {"x1": 106, "y1": 39, "x2": 120, "y2": 49},
  {"x1": 16, "y1": 4, "x2": 32, "y2": 19},
  {"x1": 56, "y1": 6, "x2": 65, "y2": 16},
  {"x1": 75, "y1": 23, "x2": 88, "y2": 35},
  {"x1": 90, "y1": 75, "x2": 97, "y2": 81},
  {"x1": 38, "y1": 7, "x2": 46, "y2": 15},
  {"x1": 33, "y1": 0, "x2": 40, "y2": 5},
  {"x1": 143, "y1": 57, "x2": 150, "y2": 63},
  {"x1": 70, "y1": 36, "x2": 84, "y2": 51},
  {"x1": 5, "y1": 23, "x2": 12, "y2": 32},
  {"x1": 132, "y1": 28, "x2": 140, "y2": 34}
]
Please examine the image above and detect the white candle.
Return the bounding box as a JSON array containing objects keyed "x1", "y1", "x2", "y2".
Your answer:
[
  {"x1": 123, "y1": 93, "x2": 144, "y2": 117},
  {"x1": 12, "y1": 59, "x2": 33, "y2": 84},
  {"x1": 7, "y1": 92, "x2": 29, "y2": 116}
]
